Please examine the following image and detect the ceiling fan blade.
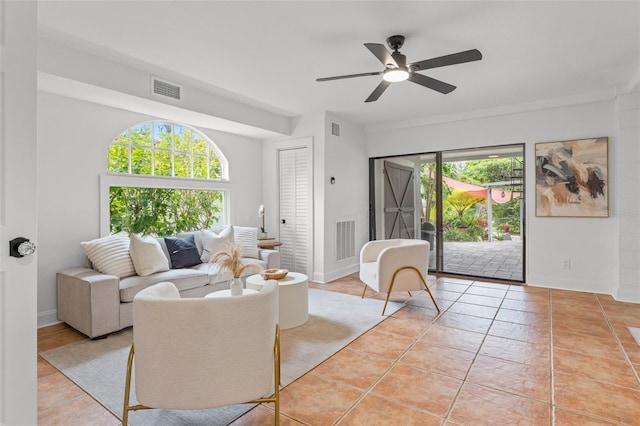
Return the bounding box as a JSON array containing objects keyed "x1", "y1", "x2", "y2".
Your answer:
[
  {"x1": 365, "y1": 80, "x2": 391, "y2": 103},
  {"x1": 364, "y1": 43, "x2": 397, "y2": 67},
  {"x1": 409, "y1": 49, "x2": 482, "y2": 71},
  {"x1": 408, "y1": 73, "x2": 456, "y2": 94},
  {"x1": 316, "y1": 71, "x2": 382, "y2": 82}
]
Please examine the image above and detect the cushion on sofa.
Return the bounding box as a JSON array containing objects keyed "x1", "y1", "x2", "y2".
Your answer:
[
  {"x1": 129, "y1": 233, "x2": 170, "y2": 276},
  {"x1": 200, "y1": 226, "x2": 234, "y2": 262},
  {"x1": 80, "y1": 233, "x2": 136, "y2": 278},
  {"x1": 119, "y1": 268, "x2": 209, "y2": 302},
  {"x1": 233, "y1": 226, "x2": 259, "y2": 259},
  {"x1": 164, "y1": 235, "x2": 202, "y2": 269}
]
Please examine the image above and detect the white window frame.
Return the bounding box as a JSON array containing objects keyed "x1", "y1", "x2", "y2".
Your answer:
[
  {"x1": 99, "y1": 174, "x2": 231, "y2": 236},
  {"x1": 109, "y1": 121, "x2": 229, "y2": 180},
  {"x1": 103, "y1": 121, "x2": 231, "y2": 235}
]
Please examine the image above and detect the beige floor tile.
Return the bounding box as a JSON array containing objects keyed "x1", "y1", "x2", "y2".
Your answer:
[
  {"x1": 37, "y1": 394, "x2": 119, "y2": 426},
  {"x1": 312, "y1": 347, "x2": 393, "y2": 390},
  {"x1": 435, "y1": 311, "x2": 493, "y2": 334},
  {"x1": 501, "y1": 298, "x2": 550, "y2": 314},
  {"x1": 479, "y1": 335, "x2": 550, "y2": 366},
  {"x1": 374, "y1": 315, "x2": 430, "y2": 339},
  {"x1": 447, "y1": 302, "x2": 498, "y2": 319},
  {"x1": 553, "y1": 408, "x2": 620, "y2": 425},
  {"x1": 279, "y1": 373, "x2": 363, "y2": 426},
  {"x1": 495, "y1": 308, "x2": 550, "y2": 327},
  {"x1": 457, "y1": 293, "x2": 503, "y2": 307},
  {"x1": 489, "y1": 320, "x2": 550, "y2": 344},
  {"x1": 347, "y1": 329, "x2": 415, "y2": 360},
  {"x1": 449, "y1": 382, "x2": 550, "y2": 425},
  {"x1": 553, "y1": 348, "x2": 639, "y2": 389},
  {"x1": 553, "y1": 330, "x2": 626, "y2": 360},
  {"x1": 463, "y1": 286, "x2": 508, "y2": 298},
  {"x1": 337, "y1": 393, "x2": 443, "y2": 426},
  {"x1": 371, "y1": 363, "x2": 462, "y2": 417},
  {"x1": 554, "y1": 372, "x2": 640, "y2": 425},
  {"x1": 420, "y1": 323, "x2": 485, "y2": 353},
  {"x1": 401, "y1": 341, "x2": 475, "y2": 379},
  {"x1": 466, "y1": 355, "x2": 551, "y2": 401}
]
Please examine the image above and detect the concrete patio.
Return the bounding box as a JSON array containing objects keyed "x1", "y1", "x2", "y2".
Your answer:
[{"x1": 429, "y1": 237, "x2": 523, "y2": 281}]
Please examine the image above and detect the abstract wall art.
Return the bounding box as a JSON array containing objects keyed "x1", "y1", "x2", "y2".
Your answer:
[{"x1": 535, "y1": 137, "x2": 608, "y2": 217}]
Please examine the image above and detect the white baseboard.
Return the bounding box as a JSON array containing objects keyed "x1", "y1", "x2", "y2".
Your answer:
[
  {"x1": 526, "y1": 275, "x2": 613, "y2": 296},
  {"x1": 615, "y1": 287, "x2": 640, "y2": 304},
  {"x1": 38, "y1": 309, "x2": 61, "y2": 328},
  {"x1": 313, "y1": 263, "x2": 359, "y2": 284}
]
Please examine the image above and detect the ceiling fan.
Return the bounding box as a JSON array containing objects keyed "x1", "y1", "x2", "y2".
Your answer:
[{"x1": 316, "y1": 35, "x2": 482, "y2": 103}]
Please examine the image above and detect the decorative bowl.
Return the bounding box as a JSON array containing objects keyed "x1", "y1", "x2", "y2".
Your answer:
[{"x1": 264, "y1": 268, "x2": 288, "y2": 280}]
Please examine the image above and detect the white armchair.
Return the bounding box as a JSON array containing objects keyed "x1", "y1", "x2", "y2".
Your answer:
[
  {"x1": 123, "y1": 280, "x2": 280, "y2": 425},
  {"x1": 359, "y1": 239, "x2": 440, "y2": 315}
]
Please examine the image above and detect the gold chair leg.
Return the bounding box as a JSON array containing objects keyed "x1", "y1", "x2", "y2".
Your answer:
[
  {"x1": 122, "y1": 344, "x2": 135, "y2": 426},
  {"x1": 250, "y1": 325, "x2": 280, "y2": 425},
  {"x1": 361, "y1": 283, "x2": 368, "y2": 298},
  {"x1": 385, "y1": 266, "x2": 440, "y2": 315}
]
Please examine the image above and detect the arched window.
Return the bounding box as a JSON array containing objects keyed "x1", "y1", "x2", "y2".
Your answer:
[
  {"x1": 104, "y1": 121, "x2": 228, "y2": 235},
  {"x1": 108, "y1": 121, "x2": 227, "y2": 179}
]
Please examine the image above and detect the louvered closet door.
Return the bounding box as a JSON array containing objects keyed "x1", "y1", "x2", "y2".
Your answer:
[{"x1": 279, "y1": 148, "x2": 309, "y2": 273}]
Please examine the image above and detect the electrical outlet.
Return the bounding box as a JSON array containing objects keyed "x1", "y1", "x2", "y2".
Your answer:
[{"x1": 562, "y1": 259, "x2": 571, "y2": 269}]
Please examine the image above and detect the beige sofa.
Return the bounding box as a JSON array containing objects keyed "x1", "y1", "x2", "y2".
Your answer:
[{"x1": 57, "y1": 226, "x2": 280, "y2": 338}]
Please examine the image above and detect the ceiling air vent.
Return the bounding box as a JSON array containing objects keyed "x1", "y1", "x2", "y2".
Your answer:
[
  {"x1": 331, "y1": 122, "x2": 340, "y2": 137},
  {"x1": 152, "y1": 77, "x2": 181, "y2": 101}
]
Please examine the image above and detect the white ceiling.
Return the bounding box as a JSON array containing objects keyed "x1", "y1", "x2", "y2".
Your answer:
[{"x1": 38, "y1": 1, "x2": 640, "y2": 131}]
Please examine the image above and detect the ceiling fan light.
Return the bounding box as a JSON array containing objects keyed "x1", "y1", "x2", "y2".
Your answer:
[{"x1": 383, "y1": 68, "x2": 409, "y2": 82}]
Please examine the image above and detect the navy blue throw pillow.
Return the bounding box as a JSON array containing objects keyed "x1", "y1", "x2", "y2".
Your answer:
[{"x1": 164, "y1": 235, "x2": 202, "y2": 269}]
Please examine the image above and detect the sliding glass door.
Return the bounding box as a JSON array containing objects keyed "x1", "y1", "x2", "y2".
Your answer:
[{"x1": 369, "y1": 144, "x2": 524, "y2": 282}]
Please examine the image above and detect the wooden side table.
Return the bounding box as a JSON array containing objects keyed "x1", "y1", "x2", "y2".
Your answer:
[{"x1": 257, "y1": 239, "x2": 282, "y2": 250}]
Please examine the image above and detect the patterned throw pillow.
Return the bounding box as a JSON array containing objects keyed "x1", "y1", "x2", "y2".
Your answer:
[
  {"x1": 232, "y1": 226, "x2": 259, "y2": 259},
  {"x1": 80, "y1": 233, "x2": 136, "y2": 278},
  {"x1": 129, "y1": 233, "x2": 170, "y2": 276},
  {"x1": 200, "y1": 226, "x2": 234, "y2": 262},
  {"x1": 164, "y1": 235, "x2": 202, "y2": 269}
]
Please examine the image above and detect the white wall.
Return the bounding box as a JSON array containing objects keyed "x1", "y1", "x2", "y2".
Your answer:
[
  {"x1": 262, "y1": 112, "x2": 368, "y2": 283},
  {"x1": 322, "y1": 113, "x2": 368, "y2": 282},
  {"x1": 37, "y1": 92, "x2": 264, "y2": 326},
  {"x1": 367, "y1": 100, "x2": 618, "y2": 295},
  {"x1": 616, "y1": 87, "x2": 640, "y2": 302}
]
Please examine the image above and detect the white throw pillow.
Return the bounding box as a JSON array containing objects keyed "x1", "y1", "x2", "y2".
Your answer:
[
  {"x1": 80, "y1": 233, "x2": 136, "y2": 278},
  {"x1": 129, "y1": 233, "x2": 170, "y2": 276},
  {"x1": 233, "y1": 226, "x2": 259, "y2": 259},
  {"x1": 200, "y1": 226, "x2": 234, "y2": 262}
]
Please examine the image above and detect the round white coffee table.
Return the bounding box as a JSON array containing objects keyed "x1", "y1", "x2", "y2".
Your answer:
[{"x1": 246, "y1": 272, "x2": 309, "y2": 329}]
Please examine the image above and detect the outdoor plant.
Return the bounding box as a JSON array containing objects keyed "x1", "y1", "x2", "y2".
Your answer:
[{"x1": 109, "y1": 186, "x2": 223, "y2": 235}]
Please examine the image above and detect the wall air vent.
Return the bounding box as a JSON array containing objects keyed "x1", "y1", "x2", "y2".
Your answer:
[
  {"x1": 331, "y1": 122, "x2": 340, "y2": 137},
  {"x1": 151, "y1": 77, "x2": 181, "y2": 100},
  {"x1": 336, "y1": 219, "x2": 356, "y2": 261}
]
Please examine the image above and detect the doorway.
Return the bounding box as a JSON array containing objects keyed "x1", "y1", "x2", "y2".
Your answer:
[
  {"x1": 370, "y1": 144, "x2": 525, "y2": 282},
  {"x1": 278, "y1": 146, "x2": 312, "y2": 275}
]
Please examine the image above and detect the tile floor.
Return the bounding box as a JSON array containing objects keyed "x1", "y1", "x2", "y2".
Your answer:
[{"x1": 38, "y1": 273, "x2": 640, "y2": 425}]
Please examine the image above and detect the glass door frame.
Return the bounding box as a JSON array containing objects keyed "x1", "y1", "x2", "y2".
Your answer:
[{"x1": 369, "y1": 144, "x2": 525, "y2": 283}]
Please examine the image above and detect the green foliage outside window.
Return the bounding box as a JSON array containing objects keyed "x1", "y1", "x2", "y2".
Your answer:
[
  {"x1": 110, "y1": 187, "x2": 223, "y2": 235},
  {"x1": 108, "y1": 122, "x2": 222, "y2": 178},
  {"x1": 107, "y1": 122, "x2": 226, "y2": 235}
]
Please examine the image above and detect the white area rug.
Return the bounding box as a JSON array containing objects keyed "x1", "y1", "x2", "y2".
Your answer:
[{"x1": 41, "y1": 288, "x2": 402, "y2": 425}]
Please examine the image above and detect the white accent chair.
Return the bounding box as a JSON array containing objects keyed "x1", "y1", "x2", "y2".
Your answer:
[
  {"x1": 359, "y1": 239, "x2": 440, "y2": 315},
  {"x1": 123, "y1": 280, "x2": 280, "y2": 425}
]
